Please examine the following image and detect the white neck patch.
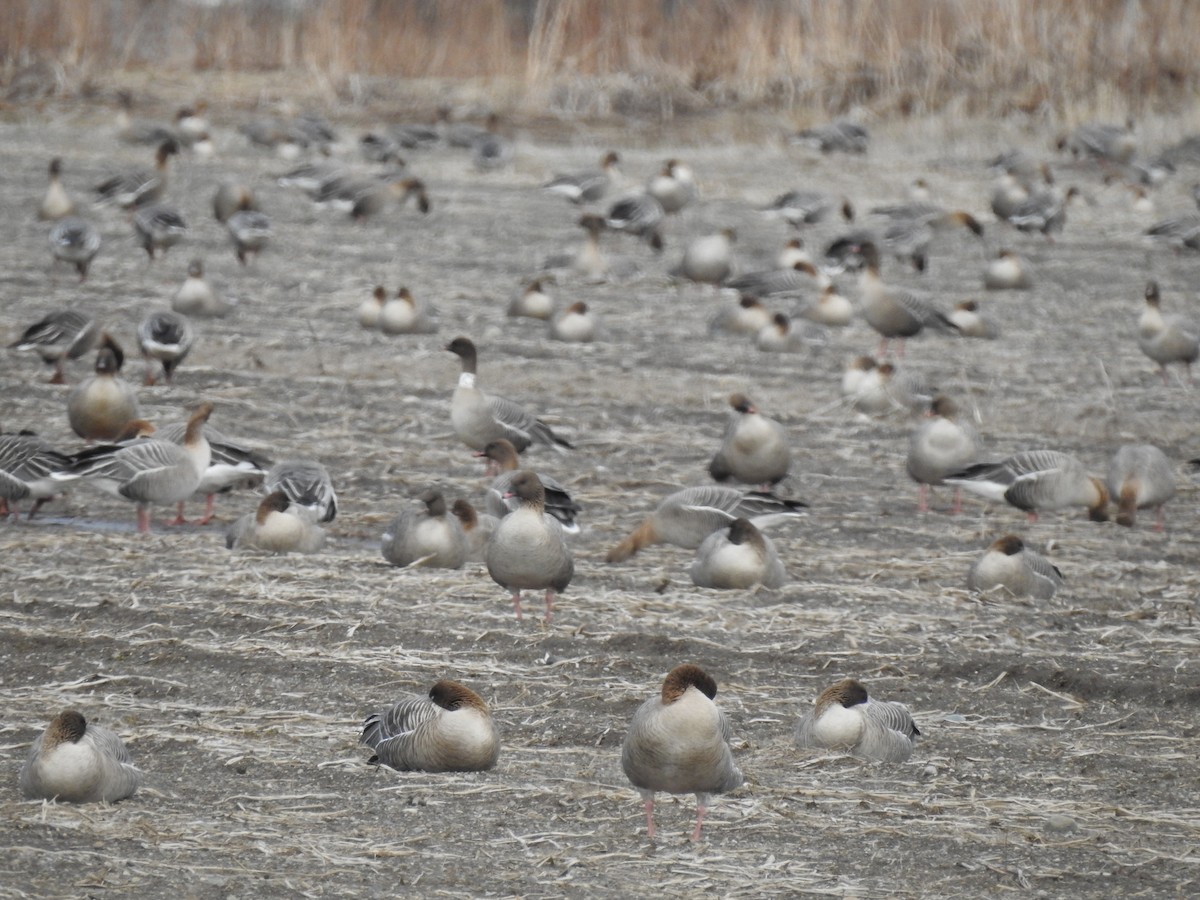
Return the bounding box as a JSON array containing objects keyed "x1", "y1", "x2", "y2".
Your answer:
[{"x1": 458, "y1": 372, "x2": 476, "y2": 389}]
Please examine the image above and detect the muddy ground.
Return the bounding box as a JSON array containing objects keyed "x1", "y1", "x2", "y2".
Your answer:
[{"x1": 1, "y1": 91, "x2": 1198, "y2": 899}]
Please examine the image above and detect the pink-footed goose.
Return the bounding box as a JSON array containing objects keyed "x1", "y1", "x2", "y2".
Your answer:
[
  {"x1": 906, "y1": 396, "x2": 979, "y2": 513},
  {"x1": 480, "y1": 439, "x2": 581, "y2": 534},
  {"x1": 446, "y1": 337, "x2": 573, "y2": 454},
  {"x1": 20, "y1": 709, "x2": 142, "y2": 803},
  {"x1": 621, "y1": 664, "x2": 743, "y2": 842},
  {"x1": 361, "y1": 680, "x2": 499, "y2": 773},
  {"x1": 226, "y1": 490, "x2": 326, "y2": 554},
  {"x1": 967, "y1": 534, "x2": 1063, "y2": 600},
  {"x1": 708, "y1": 393, "x2": 791, "y2": 489},
  {"x1": 1107, "y1": 444, "x2": 1176, "y2": 530},
  {"x1": 945, "y1": 449, "x2": 1109, "y2": 523},
  {"x1": 381, "y1": 489, "x2": 468, "y2": 568},
  {"x1": 690, "y1": 518, "x2": 786, "y2": 589},
  {"x1": 606, "y1": 485, "x2": 806, "y2": 562},
  {"x1": 795, "y1": 679, "x2": 919, "y2": 762},
  {"x1": 485, "y1": 471, "x2": 573, "y2": 623}
]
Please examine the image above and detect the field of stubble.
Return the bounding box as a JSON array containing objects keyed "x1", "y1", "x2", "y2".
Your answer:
[{"x1": 1, "y1": 99, "x2": 1198, "y2": 899}]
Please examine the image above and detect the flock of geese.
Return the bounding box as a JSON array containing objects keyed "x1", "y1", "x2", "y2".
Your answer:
[{"x1": 5, "y1": 101, "x2": 1199, "y2": 840}]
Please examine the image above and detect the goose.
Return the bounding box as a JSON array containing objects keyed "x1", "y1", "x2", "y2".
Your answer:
[
  {"x1": 605, "y1": 192, "x2": 665, "y2": 250},
  {"x1": 1138, "y1": 281, "x2": 1198, "y2": 383},
  {"x1": 226, "y1": 209, "x2": 271, "y2": 265},
  {"x1": 647, "y1": 158, "x2": 698, "y2": 214},
  {"x1": 968, "y1": 534, "x2": 1063, "y2": 600},
  {"x1": 137, "y1": 310, "x2": 195, "y2": 385},
  {"x1": 361, "y1": 680, "x2": 499, "y2": 773},
  {"x1": 380, "y1": 287, "x2": 437, "y2": 335},
  {"x1": 906, "y1": 396, "x2": 979, "y2": 513},
  {"x1": 542, "y1": 150, "x2": 621, "y2": 204},
  {"x1": 795, "y1": 679, "x2": 919, "y2": 762},
  {"x1": 1060, "y1": 119, "x2": 1137, "y2": 164},
  {"x1": 690, "y1": 518, "x2": 786, "y2": 589},
  {"x1": 471, "y1": 117, "x2": 513, "y2": 171},
  {"x1": 606, "y1": 485, "x2": 806, "y2": 562},
  {"x1": 114, "y1": 90, "x2": 174, "y2": 145},
  {"x1": 508, "y1": 278, "x2": 555, "y2": 320},
  {"x1": 1008, "y1": 184, "x2": 1079, "y2": 238},
  {"x1": 381, "y1": 489, "x2": 468, "y2": 569},
  {"x1": 947, "y1": 300, "x2": 1000, "y2": 339},
  {"x1": 226, "y1": 490, "x2": 325, "y2": 553},
  {"x1": 485, "y1": 471, "x2": 573, "y2": 623},
  {"x1": 1144, "y1": 211, "x2": 1200, "y2": 252},
  {"x1": 755, "y1": 312, "x2": 806, "y2": 353},
  {"x1": 359, "y1": 285, "x2": 387, "y2": 329},
  {"x1": 855, "y1": 241, "x2": 957, "y2": 355},
  {"x1": 672, "y1": 228, "x2": 735, "y2": 286},
  {"x1": 263, "y1": 460, "x2": 337, "y2": 524},
  {"x1": 708, "y1": 393, "x2": 790, "y2": 489},
  {"x1": 173, "y1": 259, "x2": 231, "y2": 318},
  {"x1": 1107, "y1": 444, "x2": 1175, "y2": 530},
  {"x1": 446, "y1": 336, "x2": 573, "y2": 453},
  {"x1": 479, "y1": 439, "x2": 581, "y2": 534},
  {"x1": 359, "y1": 131, "x2": 403, "y2": 163},
  {"x1": 798, "y1": 283, "x2": 854, "y2": 328},
  {"x1": 867, "y1": 206, "x2": 985, "y2": 272},
  {"x1": 548, "y1": 301, "x2": 596, "y2": 343},
  {"x1": 945, "y1": 449, "x2": 1109, "y2": 522},
  {"x1": 762, "y1": 190, "x2": 854, "y2": 228},
  {"x1": 38, "y1": 157, "x2": 75, "y2": 220},
  {"x1": 350, "y1": 178, "x2": 430, "y2": 221},
  {"x1": 982, "y1": 250, "x2": 1033, "y2": 290},
  {"x1": 94, "y1": 139, "x2": 179, "y2": 209},
  {"x1": 67, "y1": 337, "x2": 140, "y2": 442},
  {"x1": 451, "y1": 498, "x2": 498, "y2": 562},
  {"x1": 989, "y1": 166, "x2": 1032, "y2": 221},
  {"x1": 173, "y1": 102, "x2": 210, "y2": 148},
  {"x1": 708, "y1": 295, "x2": 772, "y2": 336},
  {"x1": 726, "y1": 260, "x2": 820, "y2": 298},
  {"x1": 0, "y1": 430, "x2": 72, "y2": 519},
  {"x1": 621, "y1": 664, "x2": 743, "y2": 842},
  {"x1": 776, "y1": 237, "x2": 813, "y2": 268},
  {"x1": 57, "y1": 401, "x2": 213, "y2": 532},
  {"x1": 8, "y1": 309, "x2": 99, "y2": 384},
  {"x1": 19, "y1": 710, "x2": 142, "y2": 803},
  {"x1": 47, "y1": 216, "x2": 101, "y2": 280},
  {"x1": 212, "y1": 181, "x2": 257, "y2": 223},
  {"x1": 790, "y1": 119, "x2": 869, "y2": 154},
  {"x1": 844, "y1": 359, "x2": 930, "y2": 416},
  {"x1": 154, "y1": 421, "x2": 269, "y2": 525},
  {"x1": 133, "y1": 204, "x2": 188, "y2": 260}
]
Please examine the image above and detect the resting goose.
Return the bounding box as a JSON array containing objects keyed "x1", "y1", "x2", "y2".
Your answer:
[
  {"x1": 606, "y1": 485, "x2": 806, "y2": 562},
  {"x1": 446, "y1": 336, "x2": 573, "y2": 453},
  {"x1": 19, "y1": 710, "x2": 142, "y2": 803},
  {"x1": 755, "y1": 312, "x2": 806, "y2": 353},
  {"x1": 762, "y1": 191, "x2": 854, "y2": 229},
  {"x1": 451, "y1": 498, "x2": 498, "y2": 562},
  {"x1": 690, "y1": 518, "x2": 786, "y2": 589},
  {"x1": 647, "y1": 158, "x2": 698, "y2": 214},
  {"x1": 906, "y1": 396, "x2": 979, "y2": 513},
  {"x1": 947, "y1": 300, "x2": 1000, "y2": 339},
  {"x1": 708, "y1": 393, "x2": 791, "y2": 489},
  {"x1": 790, "y1": 120, "x2": 869, "y2": 154},
  {"x1": 709, "y1": 295, "x2": 773, "y2": 336},
  {"x1": 548, "y1": 301, "x2": 596, "y2": 343},
  {"x1": 479, "y1": 439, "x2": 581, "y2": 534},
  {"x1": 263, "y1": 460, "x2": 338, "y2": 524},
  {"x1": 508, "y1": 278, "x2": 555, "y2": 320},
  {"x1": 361, "y1": 680, "x2": 499, "y2": 773},
  {"x1": 945, "y1": 449, "x2": 1109, "y2": 522},
  {"x1": 380, "y1": 287, "x2": 437, "y2": 335},
  {"x1": 67, "y1": 337, "x2": 140, "y2": 442},
  {"x1": 983, "y1": 249, "x2": 1033, "y2": 290},
  {"x1": 1107, "y1": 444, "x2": 1176, "y2": 530},
  {"x1": 485, "y1": 471, "x2": 573, "y2": 623},
  {"x1": 173, "y1": 259, "x2": 231, "y2": 318},
  {"x1": 381, "y1": 489, "x2": 468, "y2": 569},
  {"x1": 672, "y1": 228, "x2": 735, "y2": 286},
  {"x1": 137, "y1": 310, "x2": 195, "y2": 385},
  {"x1": 968, "y1": 534, "x2": 1063, "y2": 600},
  {"x1": 48, "y1": 216, "x2": 101, "y2": 280},
  {"x1": 795, "y1": 679, "x2": 919, "y2": 762},
  {"x1": 621, "y1": 664, "x2": 743, "y2": 842},
  {"x1": 226, "y1": 490, "x2": 325, "y2": 554}
]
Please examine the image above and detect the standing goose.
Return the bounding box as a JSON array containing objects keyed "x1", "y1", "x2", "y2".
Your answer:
[
  {"x1": 605, "y1": 192, "x2": 665, "y2": 250},
  {"x1": 542, "y1": 150, "x2": 621, "y2": 204},
  {"x1": 451, "y1": 498, "x2": 498, "y2": 562},
  {"x1": 361, "y1": 680, "x2": 499, "y2": 773},
  {"x1": 226, "y1": 209, "x2": 272, "y2": 265},
  {"x1": 133, "y1": 203, "x2": 188, "y2": 260},
  {"x1": 968, "y1": 534, "x2": 1063, "y2": 600},
  {"x1": 485, "y1": 471, "x2": 573, "y2": 623},
  {"x1": 38, "y1": 157, "x2": 75, "y2": 220},
  {"x1": 381, "y1": 489, "x2": 468, "y2": 568},
  {"x1": 0, "y1": 430, "x2": 72, "y2": 519},
  {"x1": 1107, "y1": 444, "x2": 1176, "y2": 530},
  {"x1": 154, "y1": 420, "x2": 271, "y2": 524},
  {"x1": 446, "y1": 337, "x2": 573, "y2": 453},
  {"x1": 226, "y1": 490, "x2": 325, "y2": 554},
  {"x1": 708, "y1": 393, "x2": 791, "y2": 489},
  {"x1": 137, "y1": 310, "x2": 195, "y2": 385},
  {"x1": 906, "y1": 396, "x2": 979, "y2": 513},
  {"x1": 548, "y1": 301, "x2": 596, "y2": 343},
  {"x1": 173, "y1": 259, "x2": 231, "y2": 318},
  {"x1": 690, "y1": 518, "x2": 786, "y2": 589},
  {"x1": 94, "y1": 139, "x2": 179, "y2": 209},
  {"x1": 9, "y1": 309, "x2": 99, "y2": 384},
  {"x1": 795, "y1": 679, "x2": 919, "y2": 762},
  {"x1": 67, "y1": 337, "x2": 140, "y2": 442},
  {"x1": 47, "y1": 216, "x2": 101, "y2": 280},
  {"x1": 621, "y1": 664, "x2": 743, "y2": 842},
  {"x1": 855, "y1": 241, "x2": 957, "y2": 355},
  {"x1": 1138, "y1": 281, "x2": 1198, "y2": 384},
  {"x1": 57, "y1": 401, "x2": 213, "y2": 532},
  {"x1": 606, "y1": 485, "x2": 807, "y2": 562},
  {"x1": 945, "y1": 449, "x2": 1109, "y2": 522},
  {"x1": 479, "y1": 439, "x2": 581, "y2": 534},
  {"x1": 263, "y1": 460, "x2": 338, "y2": 524},
  {"x1": 19, "y1": 710, "x2": 142, "y2": 803}
]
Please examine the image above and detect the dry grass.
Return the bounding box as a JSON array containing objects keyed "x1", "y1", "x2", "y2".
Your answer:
[{"x1": 3, "y1": 1, "x2": 1200, "y2": 121}]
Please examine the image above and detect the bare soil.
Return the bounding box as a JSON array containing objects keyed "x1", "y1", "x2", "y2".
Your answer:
[{"x1": 1, "y1": 96, "x2": 1198, "y2": 899}]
